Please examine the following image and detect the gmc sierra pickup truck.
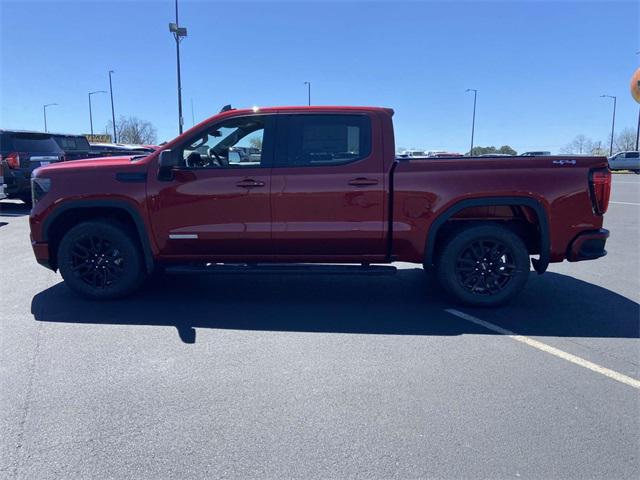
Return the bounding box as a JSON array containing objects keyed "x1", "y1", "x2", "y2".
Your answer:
[{"x1": 29, "y1": 106, "x2": 611, "y2": 306}]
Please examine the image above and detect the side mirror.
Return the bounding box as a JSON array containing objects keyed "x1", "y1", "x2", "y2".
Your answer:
[{"x1": 158, "y1": 149, "x2": 178, "y2": 181}]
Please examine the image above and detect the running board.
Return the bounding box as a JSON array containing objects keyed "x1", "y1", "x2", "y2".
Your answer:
[{"x1": 164, "y1": 263, "x2": 398, "y2": 276}]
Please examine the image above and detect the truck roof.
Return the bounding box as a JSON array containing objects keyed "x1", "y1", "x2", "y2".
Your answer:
[{"x1": 222, "y1": 106, "x2": 395, "y2": 116}]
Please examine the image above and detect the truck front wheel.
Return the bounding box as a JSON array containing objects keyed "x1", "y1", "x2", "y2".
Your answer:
[
  {"x1": 436, "y1": 224, "x2": 530, "y2": 307},
  {"x1": 58, "y1": 220, "x2": 145, "y2": 300}
]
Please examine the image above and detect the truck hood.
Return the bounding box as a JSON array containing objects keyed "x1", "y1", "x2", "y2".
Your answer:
[{"x1": 35, "y1": 155, "x2": 143, "y2": 174}]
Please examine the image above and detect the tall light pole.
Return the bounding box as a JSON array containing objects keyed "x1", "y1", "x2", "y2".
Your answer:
[
  {"x1": 108, "y1": 70, "x2": 117, "y2": 142},
  {"x1": 88, "y1": 90, "x2": 107, "y2": 135},
  {"x1": 600, "y1": 94, "x2": 617, "y2": 156},
  {"x1": 466, "y1": 89, "x2": 478, "y2": 156},
  {"x1": 43, "y1": 103, "x2": 58, "y2": 133},
  {"x1": 304, "y1": 81, "x2": 311, "y2": 106},
  {"x1": 169, "y1": 0, "x2": 188, "y2": 134}
]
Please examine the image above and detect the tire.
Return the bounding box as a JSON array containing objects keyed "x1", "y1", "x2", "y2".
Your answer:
[
  {"x1": 436, "y1": 224, "x2": 530, "y2": 307},
  {"x1": 58, "y1": 220, "x2": 146, "y2": 300}
]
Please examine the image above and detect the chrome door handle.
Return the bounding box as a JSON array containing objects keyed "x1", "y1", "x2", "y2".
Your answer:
[
  {"x1": 348, "y1": 177, "x2": 378, "y2": 187},
  {"x1": 236, "y1": 179, "x2": 265, "y2": 188}
]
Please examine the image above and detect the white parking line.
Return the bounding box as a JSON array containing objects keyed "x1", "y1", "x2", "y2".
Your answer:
[
  {"x1": 445, "y1": 309, "x2": 640, "y2": 390},
  {"x1": 610, "y1": 201, "x2": 640, "y2": 206}
]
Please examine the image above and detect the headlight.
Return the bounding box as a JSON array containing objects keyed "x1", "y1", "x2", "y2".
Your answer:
[{"x1": 31, "y1": 177, "x2": 51, "y2": 205}]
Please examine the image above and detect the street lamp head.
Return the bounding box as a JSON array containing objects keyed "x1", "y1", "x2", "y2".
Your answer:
[
  {"x1": 89, "y1": 90, "x2": 107, "y2": 96},
  {"x1": 44, "y1": 103, "x2": 58, "y2": 108},
  {"x1": 109, "y1": 70, "x2": 115, "y2": 74},
  {"x1": 466, "y1": 88, "x2": 477, "y2": 93}
]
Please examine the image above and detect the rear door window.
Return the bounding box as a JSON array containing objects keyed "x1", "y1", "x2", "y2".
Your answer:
[
  {"x1": 277, "y1": 114, "x2": 372, "y2": 167},
  {"x1": 55, "y1": 136, "x2": 90, "y2": 151}
]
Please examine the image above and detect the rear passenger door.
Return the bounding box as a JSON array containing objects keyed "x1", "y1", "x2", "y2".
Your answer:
[{"x1": 271, "y1": 113, "x2": 386, "y2": 258}]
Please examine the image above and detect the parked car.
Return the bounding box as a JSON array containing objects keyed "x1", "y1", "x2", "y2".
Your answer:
[
  {"x1": 0, "y1": 162, "x2": 6, "y2": 200},
  {"x1": 520, "y1": 151, "x2": 551, "y2": 156},
  {"x1": 89, "y1": 143, "x2": 155, "y2": 158},
  {"x1": 608, "y1": 151, "x2": 639, "y2": 173},
  {"x1": 397, "y1": 149, "x2": 428, "y2": 158},
  {"x1": 51, "y1": 134, "x2": 91, "y2": 161},
  {"x1": 30, "y1": 106, "x2": 611, "y2": 306},
  {"x1": 429, "y1": 151, "x2": 463, "y2": 158},
  {"x1": 0, "y1": 130, "x2": 63, "y2": 204}
]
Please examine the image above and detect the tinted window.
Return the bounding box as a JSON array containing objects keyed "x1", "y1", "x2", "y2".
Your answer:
[
  {"x1": 626, "y1": 152, "x2": 639, "y2": 158},
  {"x1": 280, "y1": 114, "x2": 371, "y2": 167},
  {"x1": 6, "y1": 133, "x2": 60, "y2": 153},
  {"x1": 54, "y1": 136, "x2": 90, "y2": 151}
]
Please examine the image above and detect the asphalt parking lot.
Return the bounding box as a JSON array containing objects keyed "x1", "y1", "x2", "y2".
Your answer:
[{"x1": 1, "y1": 174, "x2": 638, "y2": 479}]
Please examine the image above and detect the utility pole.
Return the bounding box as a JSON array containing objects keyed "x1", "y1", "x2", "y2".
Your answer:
[
  {"x1": 466, "y1": 89, "x2": 478, "y2": 156},
  {"x1": 43, "y1": 103, "x2": 58, "y2": 132},
  {"x1": 88, "y1": 90, "x2": 107, "y2": 135},
  {"x1": 169, "y1": 0, "x2": 188, "y2": 134},
  {"x1": 108, "y1": 70, "x2": 117, "y2": 142},
  {"x1": 304, "y1": 81, "x2": 311, "y2": 106},
  {"x1": 601, "y1": 94, "x2": 617, "y2": 156}
]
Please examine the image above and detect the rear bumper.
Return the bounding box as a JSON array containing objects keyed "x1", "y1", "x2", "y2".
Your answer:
[
  {"x1": 567, "y1": 229, "x2": 609, "y2": 262},
  {"x1": 4, "y1": 168, "x2": 31, "y2": 196}
]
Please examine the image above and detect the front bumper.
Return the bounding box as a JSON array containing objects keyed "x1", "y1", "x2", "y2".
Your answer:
[
  {"x1": 567, "y1": 228, "x2": 609, "y2": 262},
  {"x1": 31, "y1": 238, "x2": 54, "y2": 270}
]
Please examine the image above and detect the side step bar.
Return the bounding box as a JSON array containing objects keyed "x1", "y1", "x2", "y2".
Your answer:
[{"x1": 164, "y1": 263, "x2": 398, "y2": 276}]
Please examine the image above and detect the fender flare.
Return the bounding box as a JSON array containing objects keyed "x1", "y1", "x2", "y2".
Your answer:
[
  {"x1": 42, "y1": 199, "x2": 155, "y2": 273},
  {"x1": 424, "y1": 196, "x2": 550, "y2": 274}
]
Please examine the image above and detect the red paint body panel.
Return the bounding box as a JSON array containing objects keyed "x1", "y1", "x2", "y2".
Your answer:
[{"x1": 29, "y1": 106, "x2": 610, "y2": 271}]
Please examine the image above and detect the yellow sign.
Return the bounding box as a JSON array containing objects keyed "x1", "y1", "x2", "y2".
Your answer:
[
  {"x1": 84, "y1": 134, "x2": 112, "y2": 143},
  {"x1": 631, "y1": 68, "x2": 640, "y2": 104}
]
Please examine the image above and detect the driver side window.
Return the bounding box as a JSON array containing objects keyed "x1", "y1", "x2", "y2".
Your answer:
[{"x1": 181, "y1": 116, "x2": 266, "y2": 169}]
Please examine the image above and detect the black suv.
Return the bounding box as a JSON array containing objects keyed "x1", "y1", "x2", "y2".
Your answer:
[
  {"x1": 52, "y1": 134, "x2": 91, "y2": 161},
  {"x1": 0, "y1": 130, "x2": 63, "y2": 204}
]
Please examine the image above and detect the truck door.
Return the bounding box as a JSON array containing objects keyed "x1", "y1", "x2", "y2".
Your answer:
[
  {"x1": 147, "y1": 114, "x2": 275, "y2": 258},
  {"x1": 271, "y1": 113, "x2": 386, "y2": 259}
]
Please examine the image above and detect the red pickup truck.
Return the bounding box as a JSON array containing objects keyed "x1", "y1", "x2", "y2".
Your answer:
[{"x1": 29, "y1": 106, "x2": 611, "y2": 306}]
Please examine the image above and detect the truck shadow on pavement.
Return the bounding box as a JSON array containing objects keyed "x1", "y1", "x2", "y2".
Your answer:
[
  {"x1": 0, "y1": 201, "x2": 30, "y2": 217},
  {"x1": 31, "y1": 269, "x2": 640, "y2": 344}
]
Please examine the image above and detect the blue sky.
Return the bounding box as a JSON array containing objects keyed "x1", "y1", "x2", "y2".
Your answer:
[{"x1": 1, "y1": 0, "x2": 638, "y2": 153}]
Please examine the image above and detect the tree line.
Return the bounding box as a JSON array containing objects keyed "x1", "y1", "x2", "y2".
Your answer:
[{"x1": 561, "y1": 128, "x2": 636, "y2": 155}]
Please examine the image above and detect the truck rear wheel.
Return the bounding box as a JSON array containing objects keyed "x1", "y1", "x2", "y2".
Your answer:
[
  {"x1": 436, "y1": 224, "x2": 530, "y2": 307},
  {"x1": 58, "y1": 220, "x2": 145, "y2": 300}
]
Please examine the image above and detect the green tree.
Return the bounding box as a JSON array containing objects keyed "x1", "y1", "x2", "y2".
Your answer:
[{"x1": 469, "y1": 145, "x2": 517, "y2": 156}]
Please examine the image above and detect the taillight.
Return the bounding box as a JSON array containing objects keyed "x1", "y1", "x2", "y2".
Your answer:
[
  {"x1": 4, "y1": 152, "x2": 20, "y2": 169},
  {"x1": 589, "y1": 168, "x2": 611, "y2": 215}
]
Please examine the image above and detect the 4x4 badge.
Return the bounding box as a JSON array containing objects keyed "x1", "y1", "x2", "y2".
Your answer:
[{"x1": 552, "y1": 159, "x2": 577, "y2": 165}]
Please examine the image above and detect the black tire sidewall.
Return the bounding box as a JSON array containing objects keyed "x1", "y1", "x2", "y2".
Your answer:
[
  {"x1": 58, "y1": 221, "x2": 144, "y2": 300},
  {"x1": 437, "y1": 224, "x2": 530, "y2": 307}
]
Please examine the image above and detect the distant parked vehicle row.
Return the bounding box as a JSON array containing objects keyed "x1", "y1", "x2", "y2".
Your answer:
[
  {"x1": 520, "y1": 151, "x2": 551, "y2": 156},
  {"x1": 397, "y1": 150, "x2": 463, "y2": 158},
  {"x1": 608, "y1": 151, "x2": 639, "y2": 173},
  {"x1": 89, "y1": 142, "x2": 156, "y2": 157}
]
